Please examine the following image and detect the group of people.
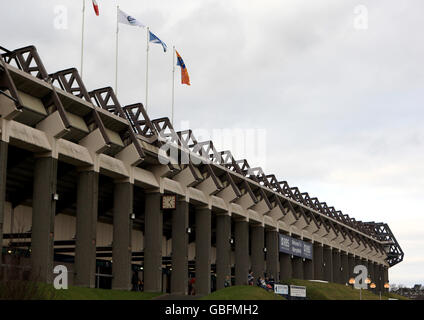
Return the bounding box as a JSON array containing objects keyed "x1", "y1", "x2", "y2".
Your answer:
[
  {"x1": 248, "y1": 271, "x2": 275, "y2": 291},
  {"x1": 131, "y1": 270, "x2": 144, "y2": 292}
]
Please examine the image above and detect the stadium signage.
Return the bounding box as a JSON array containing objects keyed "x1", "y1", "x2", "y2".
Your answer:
[
  {"x1": 279, "y1": 234, "x2": 313, "y2": 260},
  {"x1": 290, "y1": 285, "x2": 307, "y2": 298},
  {"x1": 274, "y1": 284, "x2": 289, "y2": 295}
]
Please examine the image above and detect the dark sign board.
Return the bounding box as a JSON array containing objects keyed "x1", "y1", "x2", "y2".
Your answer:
[{"x1": 279, "y1": 234, "x2": 313, "y2": 260}]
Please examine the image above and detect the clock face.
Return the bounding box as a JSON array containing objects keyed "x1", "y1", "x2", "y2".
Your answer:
[{"x1": 162, "y1": 195, "x2": 176, "y2": 210}]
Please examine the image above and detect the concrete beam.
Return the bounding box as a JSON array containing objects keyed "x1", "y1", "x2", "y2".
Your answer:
[
  {"x1": 144, "y1": 192, "x2": 163, "y2": 293},
  {"x1": 75, "y1": 170, "x2": 99, "y2": 288},
  {"x1": 112, "y1": 182, "x2": 133, "y2": 291},
  {"x1": 216, "y1": 213, "x2": 231, "y2": 290},
  {"x1": 31, "y1": 156, "x2": 57, "y2": 283},
  {"x1": 0, "y1": 141, "x2": 7, "y2": 266},
  {"x1": 250, "y1": 225, "x2": 265, "y2": 280},
  {"x1": 265, "y1": 229, "x2": 279, "y2": 281},
  {"x1": 195, "y1": 207, "x2": 211, "y2": 295},
  {"x1": 171, "y1": 199, "x2": 189, "y2": 295},
  {"x1": 234, "y1": 219, "x2": 249, "y2": 285}
]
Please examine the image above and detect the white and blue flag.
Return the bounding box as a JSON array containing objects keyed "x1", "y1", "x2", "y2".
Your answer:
[
  {"x1": 118, "y1": 8, "x2": 146, "y2": 28},
  {"x1": 149, "y1": 31, "x2": 167, "y2": 52}
]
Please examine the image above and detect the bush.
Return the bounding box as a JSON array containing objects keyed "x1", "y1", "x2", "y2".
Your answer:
[{"x1": 0, "y1": 255, "x2": 56, "y2": 300}]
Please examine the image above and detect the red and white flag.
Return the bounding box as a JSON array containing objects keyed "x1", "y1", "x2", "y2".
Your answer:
[{"x1": 92, "y1": 0, "x2": 99, "y2": 16}]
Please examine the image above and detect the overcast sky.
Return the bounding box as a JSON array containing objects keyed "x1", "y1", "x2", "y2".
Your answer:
[{"x1": 1, "y1": 0, "x2": 423, "y2": 287}]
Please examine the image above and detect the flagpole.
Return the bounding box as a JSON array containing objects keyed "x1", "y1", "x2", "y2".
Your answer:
[
  {"x1": 171, "y1": 46, "x2": 175, "y2": 126},
  {"x1": 115, "y1": 5, "x2": 119, "y2": 96},
  {"x1": 145, "y1": 27, "x2": 150, "y2": 111},
  {"x1": 80, "y1": 0, "x2": 86, "y2": 78}
]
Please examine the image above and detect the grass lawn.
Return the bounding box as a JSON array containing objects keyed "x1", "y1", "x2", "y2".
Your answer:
[
  {"x1": 16, "y1": 283, "x2": 161, "y2": 300},
  {"x1": 200, "y1": 285, "x2": 285, "y2": 300},
  {"x1": 52, "y1": 286, "x2": 162, "y2": 300},
  {"x1": 281, "y1": 279, "x2": 409, "y2": 300}
]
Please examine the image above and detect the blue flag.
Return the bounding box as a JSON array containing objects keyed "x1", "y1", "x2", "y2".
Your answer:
[{"x1": 149, "y1": 31, "x2": 167, "y2": 52}]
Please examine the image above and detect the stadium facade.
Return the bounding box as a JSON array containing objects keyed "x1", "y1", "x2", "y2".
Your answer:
[{"x1": 0, "y1": 45, "x2": 403, "y2": 295}]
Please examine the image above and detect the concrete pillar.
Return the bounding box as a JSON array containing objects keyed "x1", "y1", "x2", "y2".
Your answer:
[
  {"x1": 292, "y1": 257, "x2": 304, "y2": 279},
  {"x1": 75, "y1": 170, "x2": 98, "y2": 287},
  {"x1": 195, "y1": 207, "x2": 211, "y2": 295},
  {"x1": 0, "y1": 141, "x2": 7, "y2": 266},
  {"x1": 367, "y1": 260, "x2": 374, "y2": 281},
  {"x1": 171, "y1": 199, "x2": 189, "y2": 295},
  {"x1": 303, "y1": 258, "x2": 314, "y2": 280},
  {"x1": 368, "y1": 261, "x2": 376, "y2": 293},
  {"x1": 332, "y1": 250, "x2": 341, "y2": 284},
  {"x1": 313, "y1": 243, "x2": 324, "y2": 280},
  {"x1": 355, "y1": 256, "x2": 363, "y2": 270},
  {"x1": 216, "y1": 214, "x2": 231, "y2": 290},
  {"x1": 348, "y1": 254, "x2": 355, "y2": 280},
  {"x1": 112, "y1": 182, "x2": 133, "y2": 290},
  {"x1": 340, "y1": 252, "x2": 349, "y2": 285},
  {"x1": 265, "y1": 229, "x2": 279, "y2": 281},
  {"x1": 144, "y1": 192, "x2": 163, "y2": 292},
  {"x1": 383, "y1": 266, "x2": 389, "y2": 292},
  {"x1": 375, "y1": 263, "x2": 382, "y2": 293},
  {"x1": 279, "y1": 253, "x2": 292, "y2": 281},
  {"x1": 31, "y1": 156, "x2": 57, "y2": 283},
  {"x1": 375, "y1": 263, "x2": 384, "y2": 293},
  {"x1": 323, "y1": 247, "x2": 333, "y2": 282},
  {"x1": 250, "y1": 225, "x2": 265, "y2": 280},
  {"x1": 234, "y1": 219, "x2": 249, "y2": 285}
]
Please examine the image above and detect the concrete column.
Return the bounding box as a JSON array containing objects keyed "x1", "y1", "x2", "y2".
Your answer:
[
  {"x1": 216, "y1": 214, "x2": 231, "y2": 290},
  {"x1": 279, "y1": 253, "x2": 292, "y2": 281},
  {"x1": 303, "y1": 258, "x2": 314, "y2": 280},
  {"x1": 234, "y1": 219, "x2": 249, "y2": 285},
  {"x1": 383, "y1": 266, "x2": 389, "y2": 292},
  {"x1": 375, "y1": 263, "x2": 382, "y2": 293},
  {"x1": 355, "y1": 256, "x2": 363, "y2": 269},
  {"x1": 348, "y1": 254, "x2": 355, "y2": 280},
  {"x1": 112, "y1": 182, "x2": 133, "y2": 290},
  {"x1": 250, "y1": 225, "x2": 265, "y2": 280},
  {"x1": 292, "y1": 257, "x2": 304, "y2": 279},
  {"x1": 0, "y1": 141, "x2": 7, "y2": 266},
  {"x1": 75, "y1": 170, "x2": 98, "y2": 287},
  {"x1": 31, "y1": 156, "x2": 57, "y2": 283},
  {"x1": 195, "y1": 207, "x2": 211, "y2": 295},
  {"x1": 313, "y1": 243, "x2": 324, "y2": 280},
  {"x1": 369, "y1": 261, "x2": 376, "y2": 293},
  {"x1": 340, "y1": 252, "x2": 349, "y2": 285},
  {"x1": 265, "y1": 229, "x2": 279, "y2": 281},
  {"x1": 332, "y1": 250, "x2": 341, "y2": 284},
  {"x1": 144, "y1": 192, "x2": 163, "y2": 292},
  {"x1": 323, "y1": 247, "x2": 333, "y2": 282},
  {"x1": 368, "y1": 260, "x2": 374, "y2": 282},
  {"x1": 171, "y1": 199, "x2": 189, "y2": 295}
]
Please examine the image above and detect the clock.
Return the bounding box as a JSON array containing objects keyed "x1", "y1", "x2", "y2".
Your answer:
[{"x1": 161, "y1": 195, "x2": 176, "y2": 210}]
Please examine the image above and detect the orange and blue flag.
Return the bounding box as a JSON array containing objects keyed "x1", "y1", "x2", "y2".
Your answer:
[{"x1": 176, "y1": 50, "x2": 190, "y2": 86}]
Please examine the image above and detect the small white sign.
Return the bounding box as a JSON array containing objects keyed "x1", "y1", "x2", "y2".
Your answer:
[
  {"x1": 290, "y1": 285, "x2": 306, "y2": 297},
  {"x1": 274, "y1": 284, "x2": 289, "y2": 295}
]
